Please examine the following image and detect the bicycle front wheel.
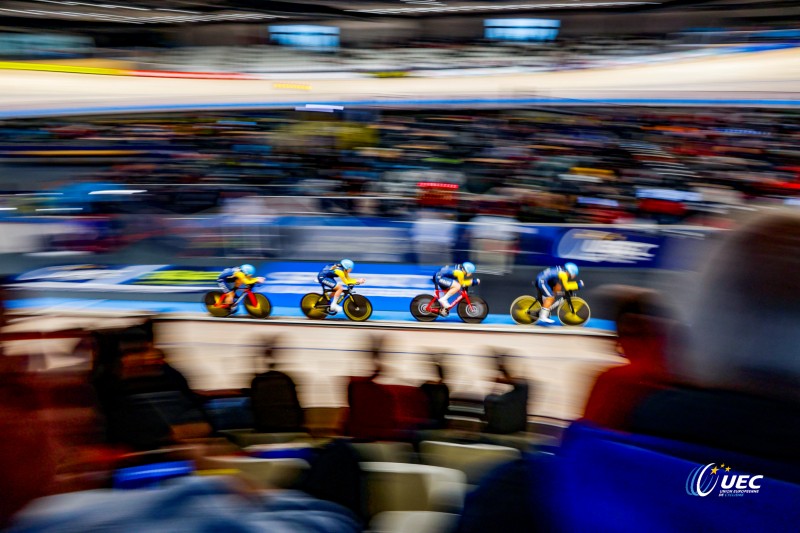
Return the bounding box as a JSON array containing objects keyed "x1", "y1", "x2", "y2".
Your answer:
[
  {"x1": 204, "y1": 291, "x2": 233, "y2": 318},
  {"x1": 245, "y1": 293, "x2": 272, "y2": 319},
  {"x1": 343, "y1": 294, "x2": 373, "y2": 322},
  {"x1": 458, "y1": 296, "x2": 488, "y2": 324},
  {"x1": 510, "y1": 295, "x2": 540, "y2": 325},
  {"x1": 301, "y1": 292, "x2": 329, "y2": 320},
  {"x1": 557, "y1": 296, "x2": 591, "y2": 327}
]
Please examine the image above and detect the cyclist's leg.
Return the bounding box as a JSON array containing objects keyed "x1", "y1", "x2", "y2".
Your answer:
[
  {"x1": 217, "y1": 279, "x2": 234, "y2": 306},
  {"x1": 538, "y1": 279, "x2": 555, "y2": 323},
  {"x1": 231, "y1": 279, "x2": 246, "y2": 307},
  {"x1": 442, "y1": 282, "x2": 460, "y2": 306},
  {"x1": 318, "y1": 275, "x2": 339, "y2": 311},
  {"x1": 330, "y1": 282, "x2": 345, "y2": 311},
  {"x1": 436, "y1": 276, "x2": 459, "y2": 310}
]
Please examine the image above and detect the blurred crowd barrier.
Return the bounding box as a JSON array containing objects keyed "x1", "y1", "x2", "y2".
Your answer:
[
  {"x1": 10, "y1": 209, "x2": 718, "y2": 272},
  {"x1": 1, "y1": 313, "x2": 617, "y2": 422}
]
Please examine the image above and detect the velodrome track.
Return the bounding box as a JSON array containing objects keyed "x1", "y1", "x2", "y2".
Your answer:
[
  {"x1": 3, "y1": 261, "x2": 622, "y2": 423},
  {"x1": 4, "y1": 280, "x2": 618, "y2": 421},
  {"x1": 0, "y1": 46, "x2": 799, "y2": 117}
]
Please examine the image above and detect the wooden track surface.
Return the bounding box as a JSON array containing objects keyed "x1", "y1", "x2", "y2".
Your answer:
[{"x1": 1, "y1": 47, "x2": 798, "y2": 114}]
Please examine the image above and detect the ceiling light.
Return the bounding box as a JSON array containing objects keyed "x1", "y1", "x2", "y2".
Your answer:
[
  {"x1": 157, "y1": 8, "x2": 198, "y2": 14},
  {"x1": 351, "y1": 1, "x2": 656, "y2": 13},
  {"x1": 89, "y1": 190, "x2": 147, "y2": 195}
]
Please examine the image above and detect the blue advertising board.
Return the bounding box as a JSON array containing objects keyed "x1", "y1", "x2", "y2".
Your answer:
[{"x1": 516, "y1": 226, "x2": 665, "y2": 268}]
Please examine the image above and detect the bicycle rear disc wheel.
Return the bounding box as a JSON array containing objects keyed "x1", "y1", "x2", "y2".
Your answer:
[
  {"x1": 204, "y1": 291, "x2": 233, "y2": 318},
  {"x1": 510, "y1": 295, "x2": 540, "y2": 325},
  {"x1": 410, "y1": 294, "x2": 438, "y2": 322},
  {"x1": 301, "y1": 293, "x2": 328, "y2": 320},
  {"x1": 458, "y1": 296, "x2": 489, "y2": 324},
  {"x1": 245, "y1": 293, "x2": 272, "y2": 319},
  {"x1": 557, "y1": 297, "x2": 591, "y2": 327},
  {"x1": 343, "y1": 294, "x2": 373, "y2": 322}
]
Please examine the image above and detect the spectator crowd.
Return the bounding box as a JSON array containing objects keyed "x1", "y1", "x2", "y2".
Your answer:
[{"x1": 0, "y1": 107, "x2": 798, "y2": 229}]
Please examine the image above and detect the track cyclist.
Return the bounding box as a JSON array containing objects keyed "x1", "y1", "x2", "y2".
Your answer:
[
  {"x1": 534, "y1": 262, "x2": 583, "y2": 324},
  {"x1": 434, "y1": 262, "x2": 478, "y2": 316},
  {"x1": 318, "y1": 259, "x2": 366, "y2": 315},
  {"x1": 216, "y1": 264, "x2": 265, "y2": 308}
]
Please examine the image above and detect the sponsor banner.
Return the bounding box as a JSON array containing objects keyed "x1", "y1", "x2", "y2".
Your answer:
[
  {"x1": 516, "y1": 225, "x2": 713, "y2": 269},
  {"x1": 127, "y1": 268, "x2": 221, "y2": 287},
  {"x1": 13, "y1": 264, "x2": 217, "y2": 293},
  {"x1": 556, "y1": 228, "x2": 660, "y2": 265}
]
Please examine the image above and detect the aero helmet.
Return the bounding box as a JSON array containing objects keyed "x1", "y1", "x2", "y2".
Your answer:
[{"x1": 564, "y1": 262, "x2": 579, "y2": 277}]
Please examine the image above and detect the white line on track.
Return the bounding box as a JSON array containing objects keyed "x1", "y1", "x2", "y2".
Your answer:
[{"x1": 8, "y1": 308, "x2": 613, "y2": 337}]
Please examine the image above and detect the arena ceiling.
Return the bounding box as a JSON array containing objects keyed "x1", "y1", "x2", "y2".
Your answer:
[{"x1": 0, "y1": 0, "x2": 795, "y2": 27}]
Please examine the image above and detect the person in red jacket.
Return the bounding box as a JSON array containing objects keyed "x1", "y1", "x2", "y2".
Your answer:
[{"x1": 581, "y1": 287, "x2": 675, "y2": 430}]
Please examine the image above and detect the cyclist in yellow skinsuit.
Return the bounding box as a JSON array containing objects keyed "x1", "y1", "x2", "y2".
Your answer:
[
  {"x1": 317, "y1": 259, "x2": 365, "y2": 315},
  {"x1": 216, "y1": 264, "x2": 265, "y2": 308},
  {"x1": 433, "y1": 262, "x2": 478, "y2": 316},
  {"x1": 535, "y1": 262, "x2": 583, "y2": 324}
]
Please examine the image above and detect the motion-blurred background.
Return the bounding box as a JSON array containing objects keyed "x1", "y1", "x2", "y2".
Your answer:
[{"x1": 1, "y1": 1, "x2": 799, "y2": 532}]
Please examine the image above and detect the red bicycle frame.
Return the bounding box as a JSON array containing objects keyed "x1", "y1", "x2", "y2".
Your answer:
[
  {"x1": 424, "y1": 287, "x2": 474, "y2": 313},
  {"x1": 219, "y1": 285, "x2": 259, "y2": 308}
]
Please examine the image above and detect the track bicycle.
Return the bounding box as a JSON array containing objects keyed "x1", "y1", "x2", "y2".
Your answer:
[
  {"x1": 300, "y1": 283, "x2": 373, "y2": 322},
  {"x1": 410, "y1": 284, "x2": 488, "y2": 324},
  {"x1": 204, "y1": 283, "x2": 272, "y2": 319},
  {"x1": 509, "y1": 290, "x2": 590, "y2": 326}
]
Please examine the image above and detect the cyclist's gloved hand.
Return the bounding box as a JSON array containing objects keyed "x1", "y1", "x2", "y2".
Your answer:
[
  {"x1": 578, "y1": 279, "x2": 585, "y2": 289},
  {"x1": 474, "y1": 278, "x2": 481, "y2": 286},
  {"x1": 357, "y1": 278, "x2": 366, "y2": 285},
  {"x1": 257, "y1": 277, "x2": 266, "y2": 284}
]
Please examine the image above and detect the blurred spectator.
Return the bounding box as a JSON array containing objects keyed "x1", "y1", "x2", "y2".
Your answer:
[
  {"x1": 484, "y1": 352, "x2": 529, "y2": 435},
  {"x1": 8, "y1": 475, "x2": 361, "y2": 532},
  {"x1": 0, "y1": 370, "x2": 56, "y2": 528},
  {"x1": 250, "y1": 340, "x2": 305, "y2": 434},
  {"x1": 468, "y1": 214, "x2": 518, "y2": 274},
  {"x1": 581, "y1": 286, "x2": 675, "y2": 430},
  {"x1": 93, "y1": 326, "x2": 211, "y2": 450},
  {"x1": 420, "y1": 353, "x2": 450, "y2": 430},
  {"x1": 458, "y1": 214, "x2": 800, "y2": 533},
  {"x1": 345, "y1": 336, "x2": 429, "y2": 441},
  {"x1": 412, "y1": 210, "x2": 457, "y2": 265},
  {"x1": 629, "y1": 212, "x2": 800, "y2": 461},
  {"x1": 301, "y1": 440, "x2": 367, "y2": 525}
]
